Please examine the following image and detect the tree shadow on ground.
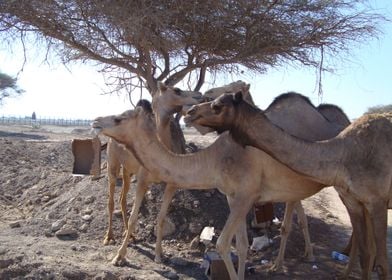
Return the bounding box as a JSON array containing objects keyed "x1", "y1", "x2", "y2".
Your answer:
[{"x1": 0, "y1": 130, "x2": 47, "y2": 140}]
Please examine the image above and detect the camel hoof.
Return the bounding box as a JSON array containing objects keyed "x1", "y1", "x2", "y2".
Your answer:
[
  {"x1": 267, "y1": 262, "x2": 283, "y2": 273},
  {"x1": 103, "y1": 238, "x2": 115, "y2": 245},
  {"x1": 111, "y1": 255, "x2": 129, "y2": 267}
]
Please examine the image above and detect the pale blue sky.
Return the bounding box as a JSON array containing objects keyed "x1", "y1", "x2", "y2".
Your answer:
[{"x1": 0, "y1": 1, "x2": 391, "y2": 120}]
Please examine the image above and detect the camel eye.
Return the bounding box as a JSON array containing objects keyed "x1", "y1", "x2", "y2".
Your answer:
[
  {"x1": 114, "y1": 117, "x2": 122, "y2": 124},
  {"x1": 211, "y1": 103, "x2": 222, "y2": 114},
  {"x1": 173, "y1": 88, "x2": 182, "y2": 95}
]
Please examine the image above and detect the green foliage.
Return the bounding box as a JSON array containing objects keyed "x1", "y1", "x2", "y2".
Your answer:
[{"x1": 0, "y1": 72, "x2": 24, "y2": 105}]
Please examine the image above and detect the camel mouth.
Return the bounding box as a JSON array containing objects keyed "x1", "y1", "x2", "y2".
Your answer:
[
  {"x1": 183, "y1": 114, "x2": 199, "y2": 127},
  {"x1": 91, "y1": 121, "x2": 104, "y2": 135}
]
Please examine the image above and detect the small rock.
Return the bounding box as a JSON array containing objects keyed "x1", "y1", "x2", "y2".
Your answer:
[
  {"x1": 79, "y1": 223, "x2": 89, "y2": 232},
  {"x1": 82, "y1": 208, "x2": 93, "y2": 215},
  {"x1": 9, "y1": 221, "x2": 21, "y2": 228},
  {"x1": 82, "y1": 214, "x2": 93, "y2": 221},
  {"x1": 45, "y1": 212, "x2": 56, "y2": 220},
  {"x1": 55, "y1": 226, "x2": 78, "y2": 237},
  {"x1": 85, "y1": 196, "x2": 95, "y2": 204},
  {"x1": 94, "y1": 271, "x2": 117, "y2": 280},
  {"x1": 42, "y1": 195, "x2": 51, "y2": 202},
  {"x1": 51, "y1": 219, "x2": 66, "y2": 232}
]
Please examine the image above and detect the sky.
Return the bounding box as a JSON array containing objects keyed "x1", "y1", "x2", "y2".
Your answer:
[{"x1": 0, "y1": 1, "x2": 391, "y2": 121}]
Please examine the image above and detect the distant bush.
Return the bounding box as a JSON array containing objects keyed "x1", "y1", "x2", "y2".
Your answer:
[{"x1": 365, "y1": 104, "x2": 392, "y2": 114}]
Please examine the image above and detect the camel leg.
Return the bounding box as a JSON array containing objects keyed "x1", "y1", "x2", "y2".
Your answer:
[
  {"x1": 338, "y1": 194, "x2": 357, "y2": 278},
  {"x1": 227, "y1": 196, "x2": 249, "y2": 279},
  {"x1": 344, "y1": 197, "x2": 372, "y2": 279},
  {"x1": 295, "y1": 201, "x2": 315, "y2": 262},
  {"x1": 154, "y1": 183, "x2": 176, "y2": 263},
  {"x1": 103, "y1": 164, "x2": 119, "y2": 245},
  {"x1": 217, "y1": 194, "x2": 255, "y2": 280},
  {"x1": 365, "y1": 201, "x2": 388, "y2": 280},
  {"x1": 343, "y1": 233, "x2": 358, "y2": 279},
  {"x1": 119, "y1": 167, "x2": 131, "y2": 234},
  {"x1": 235, "y1": 216, "x2": 249, "y2": 279},
  {"x1": 112, "y1": 169, "x2": 149, "y2": 266},
  {"x1": 269, "y1": 201, "x2": 295, "y2": 272}
]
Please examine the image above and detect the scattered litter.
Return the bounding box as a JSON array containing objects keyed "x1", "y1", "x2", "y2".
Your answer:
[
  {"x1": 200, "y1": 226, "x2": 215, "y2": 244},
  {"x1": 312, "y1": 264, "x2": 318, "y2": 270},
  {"x1": 250, "y1": 236, "x2": 272, "y2": 251},
  {"x1": 272, "y1": 217, "x2": 280, "y2": 225},
  {"x1": 331, "y1": 251, "x2": 349, "y2": 263},
  {"x1": 260, "y1": 259, "x2": 269, "y2": 265}
]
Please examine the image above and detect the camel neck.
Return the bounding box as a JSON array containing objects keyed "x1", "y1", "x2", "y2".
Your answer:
[
  {"x1": 125, "y1": 116, "x2": 218, "y2": 189},
  {"x1": 232, "y1": 105, "x2": 345, "y2": 186}
]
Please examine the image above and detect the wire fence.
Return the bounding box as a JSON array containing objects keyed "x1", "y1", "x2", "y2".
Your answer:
[{"x1": 0, "y1": 116, "x2": 92, "y2": 127}]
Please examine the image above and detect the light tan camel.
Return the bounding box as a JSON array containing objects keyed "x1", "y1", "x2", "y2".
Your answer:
[
  {"x1": 204, "y1": 80, "x2": 255, "y2": 105},
  {"x1": 200, "y1": 82, "x2": 351, "y2": 271},
  {"x1": 185, "y1": 92, "x2": 392, "y2": 280},
  {"x1": 92, "y1": 97, "x2": 351, "y2": 280},
  {"x1": 103, "y1": 83, "x2": 202, "y2": 264}
]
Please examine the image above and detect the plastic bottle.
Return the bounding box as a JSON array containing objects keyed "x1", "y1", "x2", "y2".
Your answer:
[{"x1": 331, "y1": 251, "x2": 349, "y2": 263}]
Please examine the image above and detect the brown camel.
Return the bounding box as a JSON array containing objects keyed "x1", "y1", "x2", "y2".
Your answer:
[
  {"x1": 103, "y1": 82, "x2": 201, "y2": 264},
  {"x1": 185, "y1": 91, "x2": 392, "y2": 280},
  {"x1": 200, "y1": 82, "x2": 351, "y2": 271},
  {"x1": 92, "y1": 96, "x2": 352, "y2": 280}
]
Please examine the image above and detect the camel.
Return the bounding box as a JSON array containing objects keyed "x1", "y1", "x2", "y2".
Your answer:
[
  {"x1": 204, "y1": 80, "x2": 255, "y2": 105},
  {"x1": 103, "y1": 82, "x2": 202, "y2": 264},
  {"x1": 200, "y1": 82, "x2": 351, "y2": 271},
  {"x1": 184, "y1": 91, "x2": 392, "y2": 280},
  {"x1": 92, "y1": 94, "x2": 354, "y2": 280}
]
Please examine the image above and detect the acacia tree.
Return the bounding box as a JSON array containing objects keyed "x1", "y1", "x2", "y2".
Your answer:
[
  {"x1": 0, "y1": 0, "x2": 385, "y2": 98},
  {"x1": 0, "y1": 72, "x2": 23, "y2": 105}
]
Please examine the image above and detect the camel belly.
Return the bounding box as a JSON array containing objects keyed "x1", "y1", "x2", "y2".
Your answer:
[{"x1": 257, "y1": 149, "x2": 325, "y2": 203}]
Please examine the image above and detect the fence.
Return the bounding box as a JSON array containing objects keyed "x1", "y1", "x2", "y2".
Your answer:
[{"x1": 0, "y1": 116, "x2": 92, "y2": 127}]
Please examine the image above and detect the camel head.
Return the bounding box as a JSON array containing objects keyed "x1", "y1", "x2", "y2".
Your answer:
[
  {"x1": 185, "y1": 91, "x2": 248, "y2": 134},
  {"x1": 92, "y1": 100, "x2": 155, "y2": 146},
  {"x1": 203, "y1": 80, "x2": 252, "y2": 105},
  {"x1": 153, "y1": 82, "x2": 203, "y2": 117}
]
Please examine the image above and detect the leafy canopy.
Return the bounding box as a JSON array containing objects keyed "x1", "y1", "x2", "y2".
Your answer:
[{"x1": 0, "y1": 0, "x2": 385, "y2": 96}]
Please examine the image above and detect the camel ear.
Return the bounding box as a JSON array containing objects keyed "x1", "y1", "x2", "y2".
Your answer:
[{"x1": 233, "y1": 91, "x2": 243, "y2": 104}]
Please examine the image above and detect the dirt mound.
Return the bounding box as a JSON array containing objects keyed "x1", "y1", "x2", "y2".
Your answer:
[{"x1": 0, "y1": 125, "x2": 358, "y2": 279}]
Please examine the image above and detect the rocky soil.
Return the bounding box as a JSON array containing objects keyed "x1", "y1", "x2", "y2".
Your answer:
[{"x1": 0, "y1": 123, "x2": 362, "y2": 279}]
